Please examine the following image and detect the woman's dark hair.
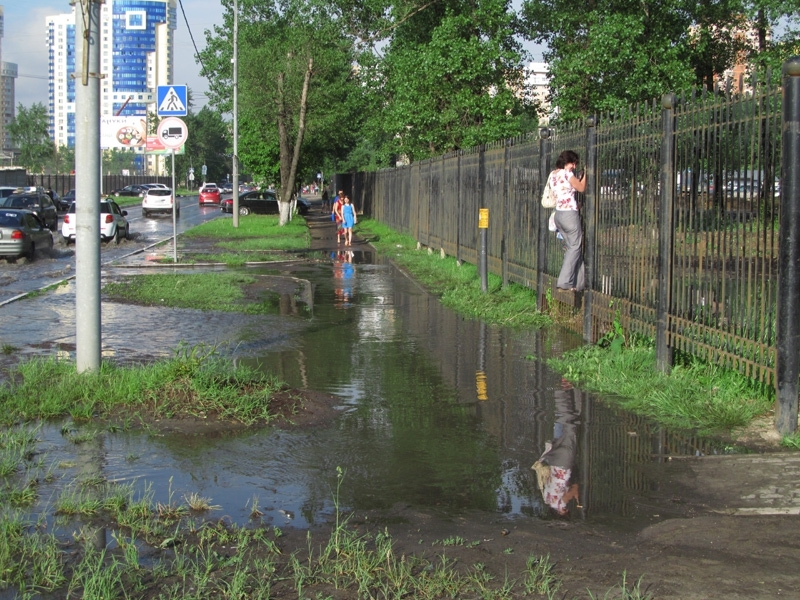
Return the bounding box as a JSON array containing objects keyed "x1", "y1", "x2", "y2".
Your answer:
[{"x1": 555, "y1": 150, "x2": 580, "y2": 169}]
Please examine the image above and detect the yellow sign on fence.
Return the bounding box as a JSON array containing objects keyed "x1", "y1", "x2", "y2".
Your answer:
[{"x1": 478, "y1": 208, "x2": 489, "y2": 229}]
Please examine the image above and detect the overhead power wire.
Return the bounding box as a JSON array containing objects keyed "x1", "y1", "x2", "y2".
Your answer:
[{"x1": 177, "y1": 0, "x2": 209, "y2": 80}]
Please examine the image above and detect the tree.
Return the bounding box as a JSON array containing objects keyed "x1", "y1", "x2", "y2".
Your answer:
[
  {"x1": 520, "y1": 0, "x2": 697, "y2": 121},
  {"x1": 372, "y1": 0, "x2": 532, "y2": 162},
  {"x1": 201, "y1": 0, "x2": 361, "y2": 224},
  {"x1": 49, "y1": 145, "x2": 75, "y2": 174},
  {"x1": 7, "y1": 103, "x2": 53, "y2": 173},
  {"x1": 520, "y1": 0, "x2": 800, "y2": 120},
  {"x1": 103, "y1": 148, "x2": 138, "y2": 174}
]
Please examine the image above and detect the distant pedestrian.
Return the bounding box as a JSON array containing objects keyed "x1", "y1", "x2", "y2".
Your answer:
[
  {"x1": 332, "y1": 191, "x2": 345, "y2": 243},
  {"x1": 550, "y1": 150, "x2": 586, "y2": 291},
  {"x1": 341, "y1": 196, "x2": 357, "y2": 246},
  {"x1": 321, "y1": 189, "x2": 329, "y2": 210}
]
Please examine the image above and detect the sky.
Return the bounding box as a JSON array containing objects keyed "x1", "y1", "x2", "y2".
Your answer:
[{"x1": 2, "y1": 0, "x2": 224, "y2": 110}]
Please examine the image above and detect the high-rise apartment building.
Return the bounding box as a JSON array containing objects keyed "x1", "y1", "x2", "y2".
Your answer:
[
  {"x1": 47, "y1": 0, "x2": 177, "y2": 149},
  {"x1": 1, "y1": 60, "x2": 16, "y2": 157}
]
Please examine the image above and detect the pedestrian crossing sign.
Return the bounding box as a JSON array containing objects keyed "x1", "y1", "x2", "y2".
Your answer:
[{"x1": 156, "y1": 85, "x2": 188, "y2": 116}]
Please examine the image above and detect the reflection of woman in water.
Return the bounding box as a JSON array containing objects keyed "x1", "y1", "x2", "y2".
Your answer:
[
  {"x1": 332, "y1": 250, "x2": 355, "y2": 307},
  {"x1": 532, "y1": 379, "x2": 581, "y2": 516}
]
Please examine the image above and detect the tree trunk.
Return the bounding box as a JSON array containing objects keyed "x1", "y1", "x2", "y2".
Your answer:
[{"x1": 276, "y1": 55, "x2": 313, "y2": 226}]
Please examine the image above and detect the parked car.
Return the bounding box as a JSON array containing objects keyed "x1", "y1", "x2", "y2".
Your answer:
[
  {"x1": 220, "y1": 190, "x2": 310, "y2": 216},
  {"x1": 2, "y1": 190, "x2": 59, "y2": 231},
  {"x1": 146, "y1": 183, "x2": 169, "y2": 189},
  {"x1": 61, "y1": 189, "x2": 76, "y2": 206},
  {"x1": 0, "y1": 209, "x2": 54, "y2": 260},
  {"x1": 142, "y1": 187, "x2": 179, "y2": 217},
  {"x1": 61, "y1": 199, "x2": 130, "y2": 244},
  {"x1": 111, "y1": 184, "x2": 149, "y2": 198},
  {"x1": 726, "y1": 181, "x2": 760, "y2": 200},
  {"x1": 0, "y1": 187, "x2": 17, "y2": 200},
  {"x1": 199, "y1": 184, "x2": 221, "y2": 205},
  {"x1": 44, "y1": 188, "x2": 67, "y2": 211},
  {"x1": 217, "y1": 181, "x2": 233, "y2": 193}
]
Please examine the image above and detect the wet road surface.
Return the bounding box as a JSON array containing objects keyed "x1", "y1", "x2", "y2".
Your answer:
[{"x1": 0, "y1": 194, "x2": 227, "y2": 305}]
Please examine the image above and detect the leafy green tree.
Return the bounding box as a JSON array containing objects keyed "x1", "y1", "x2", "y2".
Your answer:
[
  {"x1": 7, "y1": 103, "x2": 53, "y2": 173},
  {"x1": 746, "y1": 0, "x2": 800, "y2": 72},
  {"x1": 102, "y1": 148, "x2": 138, "y2": 174},
  {"x1": 520, "y1": 0, "x2": 800, "y2": 120},
  {"x1": 520, "y1": 0, "x2": 696, "y2": 121},
  {"x1": 48, "y1": 145, "x2": 75, "y2": 174},
  {"x1": 201, "y1": 0, "x2": 361, "y2": 223},
  {"x1": 368, "y1": 0, "x2": 532, "y2": 162}
]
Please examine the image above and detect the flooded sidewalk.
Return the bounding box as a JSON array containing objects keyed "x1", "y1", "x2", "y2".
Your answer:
[{"x1": 1, "y1": 205, "x2": 800, "y2": 597}]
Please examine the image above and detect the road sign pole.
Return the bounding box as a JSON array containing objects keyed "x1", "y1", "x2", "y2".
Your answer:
[{"x1": 172, "y1": 148, "x2": 177, "y2": 264}]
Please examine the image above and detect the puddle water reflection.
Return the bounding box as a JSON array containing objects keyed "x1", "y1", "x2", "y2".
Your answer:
[{"x1": 2, "y1": 250, "x2": 725, "y2": 535}]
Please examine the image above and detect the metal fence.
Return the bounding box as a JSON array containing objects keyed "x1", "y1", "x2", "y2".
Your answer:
[
  {"x1": 25, "y1": 174, "x2": 172, "y2": 197},
  {"x1": 350, "y1": 59, "x2": 800, "y2": 430}
]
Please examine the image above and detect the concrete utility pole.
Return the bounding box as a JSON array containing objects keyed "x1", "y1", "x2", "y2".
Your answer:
[
  {"x1": 232, "y1": 0, "x2": 239, "y2": 227},
  {"x1": 75, "y1": 0, "x2": 102, "y2": 372}
]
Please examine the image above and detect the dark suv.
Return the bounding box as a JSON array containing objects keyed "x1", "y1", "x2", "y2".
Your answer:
[{"x1": 2, "y1": 190, "x2": 59, "y2": 231}]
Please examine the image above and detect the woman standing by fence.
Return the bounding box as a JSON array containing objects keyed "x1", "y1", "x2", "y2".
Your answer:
[{"x1": 551, "y1": 150, "x2": 587, "y2": 291}]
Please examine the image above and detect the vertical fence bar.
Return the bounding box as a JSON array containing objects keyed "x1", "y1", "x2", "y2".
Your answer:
[
  {"x1": 583, "y1": 117, "x2": 597, "y2": 342},
  {"x1": 657, "y1": 94, "x2": 676, "y2": 372},
  {"x1": 457, "y1": 152, "x2": 462, "y2": 263},
  {"x1": 537, "y1": 129, "x2": 552, "y2": 310},
  {"x1": 776, "y1": 56, "x2": 800, "y2": 435},
  {"x1": 502, "y1": 140, "x2": 510, "y2": 286}
]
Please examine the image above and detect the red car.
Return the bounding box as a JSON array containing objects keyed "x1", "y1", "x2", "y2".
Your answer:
[{"x1": 198, "y1": 184, "x2": 221, "y2": 205}]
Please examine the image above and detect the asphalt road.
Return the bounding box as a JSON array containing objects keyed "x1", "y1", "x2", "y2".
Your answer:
[{"x1": 0, "y1": 194, "x2": 228, "y2": 305}]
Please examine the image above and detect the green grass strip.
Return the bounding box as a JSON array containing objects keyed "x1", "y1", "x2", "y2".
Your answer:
[
  {"x1": 0, "y1": 347, "x2": 285, "y2": 425},
  {"x1": 357, "y1": 218, "x2": 549, "y2": 328},
  {"x1": 103, "y1": 272, "x2": 278, "y2": 314},
  {"x1": 546, "y1": 341, "x2": 773, "y2": 435},
  {"x1": 183, "y1": 214, "x2": 309, "y2": 242}
]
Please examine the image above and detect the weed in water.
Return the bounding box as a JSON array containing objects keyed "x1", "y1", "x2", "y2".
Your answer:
[
  {"x1": 184, "y1": 491, "x2": 221, "y2": 512},
  {"x1": 248, "y1": 493, "x2": 264, "y2": 518}
]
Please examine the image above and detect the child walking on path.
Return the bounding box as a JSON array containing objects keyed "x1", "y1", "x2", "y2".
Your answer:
[{"x1": 342, "y1": 196, "x2": 357, "y2": 246}]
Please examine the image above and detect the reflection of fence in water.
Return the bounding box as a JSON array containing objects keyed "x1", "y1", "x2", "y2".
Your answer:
[
  {"x1": 384, "y1": 289, "x2": 720, "y2": 518},
  {"x1": 585, "y1": 398, "x2": 720, "y2": 517},
  {"x1": 353, "y1": 71, "x2": 784, "y2": 386}
]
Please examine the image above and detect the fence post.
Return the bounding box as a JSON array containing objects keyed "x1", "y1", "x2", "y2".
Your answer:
[
  {"x1": 776, "y1": 56, "x2": 800, "y2": 435},
  {"x1": 537, "y1": 129, "x2": 551, "y2": 310},
  {"x1": 456, "y1": 151, "x2": 462, "y2": 263},
  {"x1": 502, "y1": 140, "x2": 511, "y2": 286},
  {"x1": 656, "y1": 94, "x2": 676, "y2": 373},
  {"x1": 582, "y1": 116, "x2": 597, "y2": 342}
]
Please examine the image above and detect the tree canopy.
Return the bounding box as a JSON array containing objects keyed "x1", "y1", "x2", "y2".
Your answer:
[
  {"x1": 519, "y1": 0, "x2": 800, "y2": 121},
  {"x1": 8, "y1": 103, "x2": 53, "y2": 173},
  {"x1": 193, "y1": 0, "x2": 800, "y2": 189}
]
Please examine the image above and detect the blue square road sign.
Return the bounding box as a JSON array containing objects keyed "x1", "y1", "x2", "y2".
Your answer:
[{"x1": 157, "y1": 85, "x2": 188, "y2": 117}]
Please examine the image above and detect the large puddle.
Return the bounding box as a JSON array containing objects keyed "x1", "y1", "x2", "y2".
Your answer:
[{"x1": 1, "y1": 247, "x2": 725, "y2": 535}]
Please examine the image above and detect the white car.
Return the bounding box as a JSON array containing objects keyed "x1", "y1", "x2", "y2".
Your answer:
[
  {"x1": 61, "y1": 199, "x2": 130, "y2": 244},
  {"x1": 142, "y1": 187, "x2": 179, "y2": 217}
]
